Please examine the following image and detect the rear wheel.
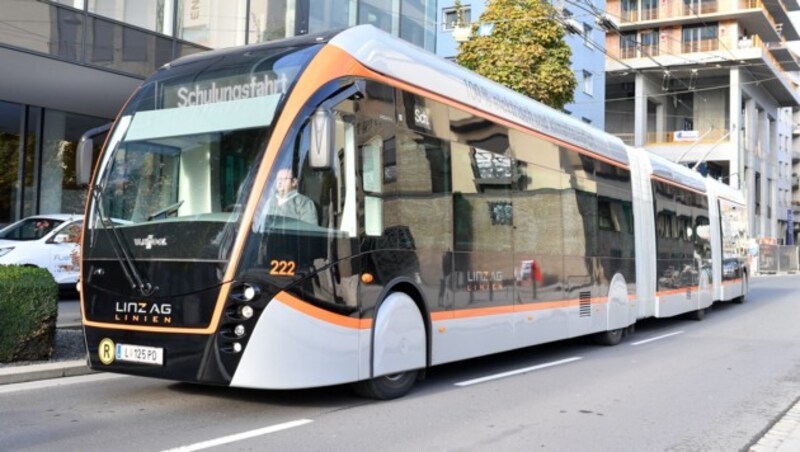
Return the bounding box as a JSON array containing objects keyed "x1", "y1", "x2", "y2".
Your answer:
[
  {"x1": 592, "y1": 328, "x2": 624, "y2": 346},
  {"x1": 352, "y1": 370, "x2": 419, "y2": 400},
  {"x1": 734, "y1": 275, "x2": 747, "y2": 304},
  {"x1": 687, "y1": 307, "x2": 707, "y2": 321}
]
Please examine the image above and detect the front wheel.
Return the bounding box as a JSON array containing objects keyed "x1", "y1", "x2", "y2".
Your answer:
[{"x1": 352, "y1": 370, "x2": 419, "y2": 400}]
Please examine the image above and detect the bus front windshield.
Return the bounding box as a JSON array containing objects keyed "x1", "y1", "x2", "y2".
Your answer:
[{"x1": 88, "y1": 44, "x2": 321, "y2": 266}]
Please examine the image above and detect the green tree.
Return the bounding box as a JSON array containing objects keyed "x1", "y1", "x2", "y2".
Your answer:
[{"x1": 456, "y1": 0, "x2": 576, "y2": 110}]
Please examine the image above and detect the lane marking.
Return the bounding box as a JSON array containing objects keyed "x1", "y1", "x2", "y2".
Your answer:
[
  {"x1": 454, "y1": 357, "x2": 583, "y2": 387},
  {"x1": 162, "y1": 419, "x2": 313, "y2": 452},
  {"x1": 0, "y1": 373, "x2": 126, "y2": 395},
  {"x1": 631, "y1": 331, "x2": 684, "y2": 346}
]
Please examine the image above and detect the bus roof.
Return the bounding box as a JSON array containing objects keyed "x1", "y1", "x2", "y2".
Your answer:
[
  {"x1": 646, "y1": 152, "x2": 707, "y2": 192},
  {"x1": 328, "y1": 25, "x2": 630, "y2": 166},
  {"x1": 163, "y1": 29, "x2": 338, "y2": 70},
  {"x1": 705, "y1": 176, "x2": 745, "y2": 204}
]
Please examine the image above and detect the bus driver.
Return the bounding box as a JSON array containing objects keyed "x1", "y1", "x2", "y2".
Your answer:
[{"x1": 265, "y1": 167, "x2": 318, "y2": 225}]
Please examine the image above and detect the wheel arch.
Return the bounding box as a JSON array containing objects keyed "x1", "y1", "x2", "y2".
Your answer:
[{"x1": 370, "y1": 277, "x2": 432, "y2": 375}]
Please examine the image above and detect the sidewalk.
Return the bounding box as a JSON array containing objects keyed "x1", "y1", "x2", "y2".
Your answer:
[
  {"x1": 0, "y1": 298, "x2": 93, "y2": 385},
  {"x1": 750, "y1": 397, "x2": 800, "y2": 452},
  {"x1": 0, "y1": 359, "x2": 93, "y2": 385}
]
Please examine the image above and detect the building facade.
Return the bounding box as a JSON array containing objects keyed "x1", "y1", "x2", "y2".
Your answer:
[
  {"x1": 793, "y1": 108, "x2": 800, "y2": 244},
  {"x1": 0, "y1": 0, "x2": 436, "y2": 226},
  {"x1": 435, "y1": 0, "x2": 608, "y2": 128},
  {"x1": 605, "y1": 0, "x2": 800, "y2": 243}
]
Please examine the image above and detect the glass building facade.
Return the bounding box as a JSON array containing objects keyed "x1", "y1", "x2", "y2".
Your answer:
[{"x1": 0, "y1": 0, "x2": 437, "y2": 225}]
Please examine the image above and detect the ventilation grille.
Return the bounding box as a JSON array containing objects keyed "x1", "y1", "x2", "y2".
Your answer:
[{"x1": 579, "y1": 291, "x2": 592, "y2": 317}]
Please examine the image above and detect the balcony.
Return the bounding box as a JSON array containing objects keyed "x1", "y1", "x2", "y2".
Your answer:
[
  {"x1": 613, "y1": 0, "x2": 796, "y2": 41},
  {"x1": 622, "y1": 7, "x2": 659, "y2": 22},
  {"x1": 682, "y1": 38, "x2": 719, "y2": 53},
  {"x1": 607, "y1": 32, "x2": 800, "y2": 106},
  {"x1": 793, "y1": 174, "x2": 799, "y2": 188}
]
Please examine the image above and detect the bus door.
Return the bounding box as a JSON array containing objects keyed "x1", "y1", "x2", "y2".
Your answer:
[
  {"x1": 511, "y1": 131, "x2": 570, "y2": 345},
  {"x1": 448, "y1": 110, "x2": 516, "y2": 356}
]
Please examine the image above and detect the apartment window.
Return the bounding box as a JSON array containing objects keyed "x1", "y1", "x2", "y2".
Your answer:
[
  {"x1": 621, "y1": 0, "x2": 637, "y2": 21},
  {"x1": 620, "y1": 31, "x2": 637, "y2": 58},
  {"x1": 641, "y1": 30, "x2": 659, "y2": 56},
  {"x1": 583, "y1": 70, "x2": 594, "y2": 96},
  {"x1": 443, "y1": 5, "x2": 471, "y2": 30},
  {"x1": 682, "y1": 23, "x2": 718, "y2": 53},
  {"x1": 642, "y1": 0, "x2": 659, "y2": 20},
  {"x1": 584, "y1": 23, "x2": 593, "y2": 47}
]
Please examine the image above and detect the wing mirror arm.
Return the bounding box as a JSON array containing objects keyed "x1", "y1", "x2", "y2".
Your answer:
[
  {"x1": 309, "y1": 81, "x2": 364, "y2": 169},
  {"x1": 76, "y1": 122, "x2": 113, "y2": 186}
]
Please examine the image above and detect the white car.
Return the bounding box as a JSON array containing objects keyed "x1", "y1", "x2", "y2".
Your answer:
[{"x1": 0, "y1": 214, "x2": 83, "y2": 290}]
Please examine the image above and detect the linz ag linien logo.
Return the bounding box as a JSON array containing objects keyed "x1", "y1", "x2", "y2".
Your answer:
[{"x1": 134, "y1": 235, "x2": 167, "y2": 250}]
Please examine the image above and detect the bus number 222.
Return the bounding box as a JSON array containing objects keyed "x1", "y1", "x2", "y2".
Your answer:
[{"x1": 269, "y1": 260, "x2": 296, "y2": 276}]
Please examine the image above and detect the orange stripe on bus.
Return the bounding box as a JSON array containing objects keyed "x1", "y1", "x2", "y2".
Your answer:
[
  {"x1": 430, "y1": 296, "x2": 612, "y2": 321},
  {"x1": 450, "y1": 305, "x2": 515, "y2": 319},
  {"x1": 80, "y1": 87, "x2": 142, "y2": 331},
  {"x1": 81, "y1": 318, "x2": 212, "y2": 334},
  {"x1": 650, "y1": 174, "x2": 706, "y2": 195},
  {"x1": 275, "y1": 291, "x2": 372, "y2": 330},
  {"x1": 656, "y1": 286, "x2": 701, "y2": 297}
]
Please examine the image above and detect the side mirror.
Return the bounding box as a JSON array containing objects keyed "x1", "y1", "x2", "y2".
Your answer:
[
  {"x1": 309, "y1": 109, "x2": 334, "y2": 169},
  {"x1": 76, "y1": 122, "x2": 112, "y2": 186},
  {"x1": 76, "y1": 137, "x2": 94, "y2": 185}
]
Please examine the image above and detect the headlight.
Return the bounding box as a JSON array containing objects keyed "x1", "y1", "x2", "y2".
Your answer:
[{"x1": 0, "y1": 247, "x2": 14, "y2": 258}]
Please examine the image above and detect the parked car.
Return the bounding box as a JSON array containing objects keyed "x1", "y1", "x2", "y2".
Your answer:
[{"x1": 0, "y1": 214, "x2": 83, "y2": 292}]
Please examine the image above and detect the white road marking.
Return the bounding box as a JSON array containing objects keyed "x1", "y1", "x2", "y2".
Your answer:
[
  {"x1": 162, "y1": 419, "x2": 314, "y2": 452},
  {"x1": 631, "y1": 330, "x2": 684, "y2": 346},
  {"x1": 0, "y1": 373, "x2": 126, "y2": 395},
  {"x1": 454, "y1": 357, "x2": 583, "y2": 387}
]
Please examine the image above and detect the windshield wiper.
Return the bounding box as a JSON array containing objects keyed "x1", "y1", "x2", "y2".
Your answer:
[
  {"x1": 147, "y1": 200, "x2": 184, "y2": 222},
  {"x1": 89, "y1": 186, "x2": 157, "y2": 296}
]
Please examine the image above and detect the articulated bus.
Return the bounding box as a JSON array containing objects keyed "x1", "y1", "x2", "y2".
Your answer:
[{"x1": 79, "y1": 25, "x2": 748, "y2": 399}]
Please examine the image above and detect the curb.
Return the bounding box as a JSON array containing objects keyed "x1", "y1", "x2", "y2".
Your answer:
[
  {"x1": 0, "y1": 360, "x2": 95, "y2": 385},
  {"x1": 751, "y1": 397, "x2": 800, "y2": 452}
]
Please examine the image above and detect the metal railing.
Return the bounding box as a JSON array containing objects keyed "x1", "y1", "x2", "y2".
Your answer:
[{"x1": 758, "y1": 245, "x2": 799, "y2": 273}]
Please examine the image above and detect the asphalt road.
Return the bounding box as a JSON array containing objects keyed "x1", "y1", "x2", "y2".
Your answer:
[
  {"x1": 57, "y1": 298, "x2": 81, "y2": 328},
  {"x1": 7, "y1": 275, "x2": 800, "y2": 451}
]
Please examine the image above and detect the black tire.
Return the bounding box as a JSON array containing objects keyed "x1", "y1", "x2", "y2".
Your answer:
[
  {"x1": 687, "y1": 307, "x2": 707, "y2": 321},
  {"x1": 352, "y1": 370, "x2": 419, "y2": 400},
  {"x1": 734, "y1": 275, "x2": 747, "y2": 304},
  {"x1": 593, "y1": 328, "x2": 624, "y2": 346}
]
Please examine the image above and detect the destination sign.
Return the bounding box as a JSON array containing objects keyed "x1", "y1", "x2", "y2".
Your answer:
[{"x1": 164, "y1": 72, "x2": 290, "y2": 109}]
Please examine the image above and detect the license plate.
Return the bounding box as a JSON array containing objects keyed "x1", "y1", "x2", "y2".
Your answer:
[{"x1": 116, "y1": 343, "x2": 164, "y2": 366}]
